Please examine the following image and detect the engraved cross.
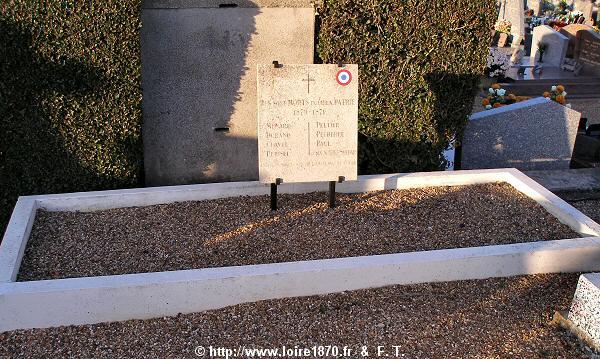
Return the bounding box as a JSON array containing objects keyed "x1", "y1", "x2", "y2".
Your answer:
[{"x1": 302, "y1": 72, "x2": 316, "y2": 94}]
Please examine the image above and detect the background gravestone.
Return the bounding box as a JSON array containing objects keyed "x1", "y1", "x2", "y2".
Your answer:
[
  {"x1": 141, "y1": 0, "x2": 314, "y2": 186},
  {"x1": 529, "y1": 0, "x2": 543, "y2": 16},
  {"x1": 575, "y1": 29, "x2": 600, "y2": 75},
  {"x1": 559, "y1": 24, "x2": 593, "y2": 58},
  {"x1": 531, "y1": 25, "x2": 568, "y2": 66},
  {"x1": 498, "y1": 0, "x2": 525, "y2": 45},
  {"x1": 257, "y1": 64, "x2": 358, "y2": 183},
  {"x1": 461, "y1": 97, "x2": 581, "y2": 171},
  {"x1": 573, "y1": 0, "x2": 594, "y2": 22}
]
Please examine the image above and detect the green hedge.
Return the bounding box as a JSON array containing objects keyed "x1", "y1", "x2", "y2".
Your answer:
[
  {"x1": 317, "y1": 0, "x2": 496, "y2": 173},
  {"x1": 0, "y1": 1, "x2": 143, "y2": 231}
]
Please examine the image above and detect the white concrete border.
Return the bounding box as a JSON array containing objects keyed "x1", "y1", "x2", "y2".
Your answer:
[
  {"x1": 1, "y1": 238, "x2": 600, "y2": 331},
  {"x1": 0, "y1": 168, "x2": 599, "y2": 331},
  {"x1": 0, "y1": 198, "x2": 37, "y2": 284}
]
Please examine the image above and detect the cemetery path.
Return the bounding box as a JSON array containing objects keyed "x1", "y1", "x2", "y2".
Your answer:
[
  {"x1": 0, "y1": 273, "x2": 594, "y2": 358},
  {"x1": 18, "y1": 182, "x2": 578, "y2": 281}
]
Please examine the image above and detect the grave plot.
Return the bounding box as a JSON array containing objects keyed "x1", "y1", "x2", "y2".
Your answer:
[
  {"x1": 1, "y1": 65, "x2": 599, "y2": 335},
  {"x1": 1, "y1": 169, "x2": 600, "y2": 332}
]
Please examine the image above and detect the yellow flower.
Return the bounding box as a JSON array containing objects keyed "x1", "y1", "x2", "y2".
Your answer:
[
  {"x1": 556, "y1": 85, "x2": 565, "y2": 93},
  {"x1": 482, "y1": 98, "x2": 490, "y2": 106},
  {"x1": 492, "y1": 83, "x2": 501, "y2": 90},
  {"x1": 556, "y1": 95, "x2": 565, "y2": 104},
  {"x1": 543, "y1": 91, "x2": 551, "y2": 98}
]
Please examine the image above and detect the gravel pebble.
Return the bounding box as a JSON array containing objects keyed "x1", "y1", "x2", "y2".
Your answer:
[
  {"x1": 18, "y1": 183, "x2": 579, "y2": 281},
  {"x1": 0, "y1": 274, "x2": 593, "y2": 358}
]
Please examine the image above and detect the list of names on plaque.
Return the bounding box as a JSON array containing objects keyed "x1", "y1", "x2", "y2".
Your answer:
[{"x1": 258, "y1": 64, "x2": 358, "y2": 183}]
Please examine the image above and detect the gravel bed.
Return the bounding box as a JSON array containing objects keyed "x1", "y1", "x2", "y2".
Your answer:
[
  {"x1": 18, "y1": 183, "x2": 579, "y2": 281},
  {"x1": 0, "y1": 274, "x2": 595, "y2": 358}
]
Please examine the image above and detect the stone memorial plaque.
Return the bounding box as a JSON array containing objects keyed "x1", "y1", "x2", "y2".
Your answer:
[{"x1": 258, "y1": 64, "x2": 358, "y2": 183}]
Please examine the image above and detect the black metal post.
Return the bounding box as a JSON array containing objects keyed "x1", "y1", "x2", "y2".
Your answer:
[
  {"x1": 270, "y1": 183, "x2": 278, "y2": 210},
  {"x1": 270, "y1": 178, "x2": 283, "y2": 211},
  {"x1": 328, "y1": 176, "x2": 345, "y2": 209},
  {"x1": 454, "y1": 142, "x2": 462, "y2": 170},
  {"x1": 328, "y1": 181, "x2": 336, "y2": 208}
]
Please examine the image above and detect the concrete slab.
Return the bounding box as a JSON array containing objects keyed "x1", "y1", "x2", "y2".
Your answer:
[
  {"x1": 525, "y1": 168, "x2": 600, "y2": 191},
  {"x1": 141, "y1": 1, "x2": 314, "y2": 186}
]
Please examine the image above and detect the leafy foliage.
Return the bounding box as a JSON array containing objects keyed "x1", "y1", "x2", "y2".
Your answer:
[
  {"x1": 317, "y1": 0, "x2": 496, "y2": 174},
  {"x1": 0, "y1": 1, "x2": 143, "y2": 233}
]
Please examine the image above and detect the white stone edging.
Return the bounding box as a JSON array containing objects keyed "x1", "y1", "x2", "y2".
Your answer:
[{"x1": 0, "y1": 198, "x2": 37, "y2": 284}]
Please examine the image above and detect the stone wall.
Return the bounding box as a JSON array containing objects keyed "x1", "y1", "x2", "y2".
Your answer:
[{"x1": 141, "y1": 0, "x2": 315, "y2": 186}]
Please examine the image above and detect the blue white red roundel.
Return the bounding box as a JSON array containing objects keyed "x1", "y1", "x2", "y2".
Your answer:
[{"x1": 336, "y1": 69, "x2": 352, "y2": 86}]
